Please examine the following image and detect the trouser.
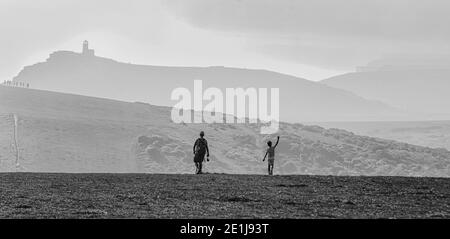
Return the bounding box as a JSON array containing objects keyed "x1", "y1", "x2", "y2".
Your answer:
[
  {"x1": 194, "y1": 151, "x2": 206, "y2": 174},
  {"x1": 195, "y1": 161, "x2": 203, "y2": 174},
  {"x1": 268, "y1": 158, "x2": 274, "y2": 175}
]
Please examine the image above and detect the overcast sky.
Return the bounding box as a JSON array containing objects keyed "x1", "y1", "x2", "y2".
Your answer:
[{"x1": 1, "y1": 0, "x2": 450, "y2": 81}]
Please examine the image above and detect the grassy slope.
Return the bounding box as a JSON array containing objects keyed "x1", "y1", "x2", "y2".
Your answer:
[
  {"x1": 0, "y1": 173, "x2": 449, "y2": 219},
  {"x1": 1, "y1": 85, "x2": 450, "y2": 176}
]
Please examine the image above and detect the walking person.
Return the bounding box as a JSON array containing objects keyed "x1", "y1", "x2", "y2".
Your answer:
[
  {"x1": 263, "y1": 136, "x2": 280, "y2": 175},
  {"x1": 193, "y1": 131, "x2": 209, "y2": 174}
]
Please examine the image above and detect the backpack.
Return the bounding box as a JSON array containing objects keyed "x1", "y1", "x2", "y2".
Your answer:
[{"x1": 195, "y1": 138, "x2": 207, "y2": 154}]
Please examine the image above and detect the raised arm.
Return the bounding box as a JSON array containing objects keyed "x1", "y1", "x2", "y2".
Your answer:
[{"x1": 274, "y1": 136, "x2": 280, "y2": 148}]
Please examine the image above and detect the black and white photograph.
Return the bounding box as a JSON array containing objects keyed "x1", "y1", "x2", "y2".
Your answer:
[{"x1": 0, "y1": 0, "x2": 449, "y2": 235}]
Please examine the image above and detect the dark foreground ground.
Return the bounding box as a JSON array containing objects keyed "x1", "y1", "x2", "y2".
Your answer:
[{"x1": 0, "y1": 173, "x2": 449, "y2": 218}]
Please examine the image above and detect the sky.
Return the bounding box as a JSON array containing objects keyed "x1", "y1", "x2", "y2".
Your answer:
[{"x1": 1, "y1": 0, "x2": 450, "y2": 81}]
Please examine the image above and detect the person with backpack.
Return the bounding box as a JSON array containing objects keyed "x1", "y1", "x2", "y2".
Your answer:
[{"x1": 193, "y1": 131, "x2": 209, "y2": 174}]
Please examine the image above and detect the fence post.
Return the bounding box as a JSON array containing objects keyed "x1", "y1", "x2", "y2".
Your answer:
[{"x1": 13, "y1": 114, "x2": 20, "y2": 170}]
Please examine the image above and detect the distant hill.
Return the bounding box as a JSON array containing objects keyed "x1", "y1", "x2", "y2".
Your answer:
[
  {"x1": 322, "y1": 69, "x2": 450, "y2": 120},
  {"x1": 1, "y1": 86, "x2": 449, "y2": 176},
  {"x1": 11, "y1": 50, "x2": 410, "y2": 122},
  {"x1": 312, "y1": 121, "x2": 450, "y2": 151}
]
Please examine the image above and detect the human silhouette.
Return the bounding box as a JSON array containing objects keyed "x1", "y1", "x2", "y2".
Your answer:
[
  {"x1": 263, "y1": 136, "x2": 280, "y2": 175},
  {"x1": 193, "y1": 131, "x2": 209, "y2": 174}
]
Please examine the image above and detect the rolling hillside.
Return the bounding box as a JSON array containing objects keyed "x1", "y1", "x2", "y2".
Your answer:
[
  {"x1": 1, "y1": 85, "x2": 449, "y2": 176},
  {"x1": 312, "y1": 121, "x2": 450, "y2": 151},
  {"x1": 11, "y1": 51, "x2": 410, "y2": 122},
  {"x1": 322, "y1": 69, "x2": 450, "y2": 119}
]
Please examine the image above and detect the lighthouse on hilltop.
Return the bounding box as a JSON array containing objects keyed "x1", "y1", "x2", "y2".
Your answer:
[{"x1": 82, "y1": 40, "x2": 95, "y2": 56}]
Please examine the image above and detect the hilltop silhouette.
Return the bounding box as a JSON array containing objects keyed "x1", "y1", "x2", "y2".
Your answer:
[
  {"x1": 322, "y1": 56, "x2": 450, "y2": 119},
  {"x1": 11, "y1": 42, "x2": 411, "y2": 122}
]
